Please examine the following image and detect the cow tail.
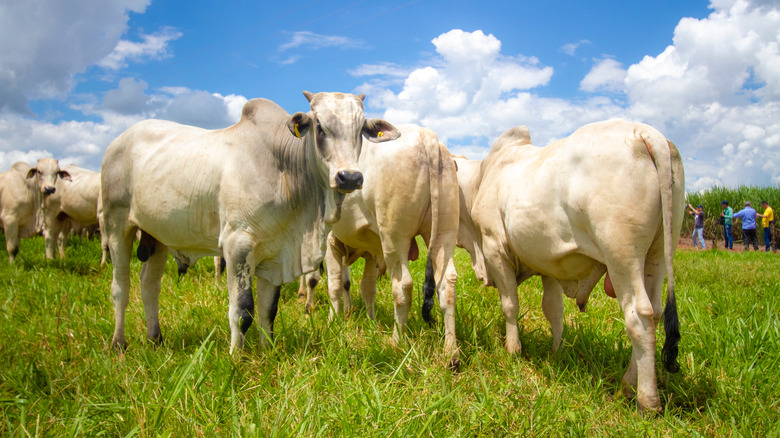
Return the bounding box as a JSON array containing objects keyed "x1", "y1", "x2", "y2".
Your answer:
[
  {"x1": 420, "y1": 130, "x2": 443, "y2": 324},
  {"x1": 422, "y1": 255, "x2": 436, "y2": 324},
  {"x1": 643, "y1": 130, "x2": 681, "y2": 374}
]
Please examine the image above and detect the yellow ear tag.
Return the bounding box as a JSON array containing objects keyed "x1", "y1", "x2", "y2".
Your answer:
[
  {"x1": 294, "y1": 123, "x2": 301, "y2": 138},
  {"x1": 377, "y1": 131, "x2": 383, "y2": 138}
]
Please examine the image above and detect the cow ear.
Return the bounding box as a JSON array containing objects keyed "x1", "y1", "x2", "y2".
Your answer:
[
  {"x1": 363, "y1": 119, "x2": 400, "y2": 143},
  {"x1": 26, "y1": 168, "x2": 38, "y2": 179},
  {"x1": 288, "y1": 112, "x2": 312, "y2": 139},
  {"x1": 57, "y1": 170, "x2": 72, "y2": 181}
]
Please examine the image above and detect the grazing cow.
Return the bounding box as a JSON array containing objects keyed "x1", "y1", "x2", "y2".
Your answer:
[
  {"x1": 40, "y1": 164, "x2": 104, "y2": 262},
  {"x1": 455, "y1": 120, "x2": 684, "y2": 413},
  {"x1": 0, "y1": 162, "x2": 42, "y2": 262},
  {"x1": 300, "y1": 125, "x2": 460, "y2": 368},
  {"x1": 101, "y1": 91, "x2": 399, "y2": 353}
]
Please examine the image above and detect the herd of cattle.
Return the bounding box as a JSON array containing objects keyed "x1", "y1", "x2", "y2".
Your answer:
[{"x1": 0, "y1": 91, "x2": 685, "y2": 413}]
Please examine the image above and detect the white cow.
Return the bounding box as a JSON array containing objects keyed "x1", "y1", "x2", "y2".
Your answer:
[
  {"x1": 40, "y1": 164, "x2": 104, "y2": 262},
  {"x1": 455, "y1": 119, "x2": 684, "y2": 413},
  {"x1": 101, "y1": 91, "x2": 399, "y2": 352},
  {"x1": 0, "y1": 162, "x2": 42, "y2": 262},
  {"x1": 301, "y1": 125, "x2": 460, "y2": 368}
]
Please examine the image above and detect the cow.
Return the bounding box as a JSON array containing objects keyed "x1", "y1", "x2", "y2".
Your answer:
[
  {"x1": 0, "y1": 162, "x2": 43, "y2": 262},
  {"x1": 40, "y1": 164, "x2": 104, "y2": 262},
  {"x1": 101, "y1": 91, "x2": 400, "y2": 353},
  {"x1": 298, "y1": 125, "x2": 460, "y2": 368},
  {"x1": 454, "y1": 119, "x2": 684, "y2": 413}
]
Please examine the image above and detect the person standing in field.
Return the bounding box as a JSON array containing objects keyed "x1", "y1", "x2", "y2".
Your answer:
[
  {"x1": 687, "y1": 203, "x2": 706, "y2": 250},
  {"x1": 721, "y1": 200, "x2": 734, "y2": 250},
  {"x1": 733, "y1": 201, "x2": 759, "y2": 251},
  {"x1": 757, "y1": 200, "x2": 774, "y2": 252}
]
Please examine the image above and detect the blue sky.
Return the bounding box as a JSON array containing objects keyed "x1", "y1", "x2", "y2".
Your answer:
[{"x1": 2, "y1": 0, "x2": 779, "y2": 191}]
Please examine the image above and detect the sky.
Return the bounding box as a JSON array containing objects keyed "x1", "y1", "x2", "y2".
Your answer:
[{"x1": 1, "y1": 0, "x2": 779, "y2": 192}]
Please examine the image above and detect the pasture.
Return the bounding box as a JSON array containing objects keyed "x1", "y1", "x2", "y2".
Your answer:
[{"x1": 1, "y1": 235, "x2": 778, "y2": 436}]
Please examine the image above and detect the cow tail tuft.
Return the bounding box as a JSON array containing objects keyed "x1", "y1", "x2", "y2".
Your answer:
[
  {"x1": 662, "y1": 289, "x2": 680, "y2": 373},
  {"x1": 422, "y1": 255, "x2": 436, "y2": 325}
]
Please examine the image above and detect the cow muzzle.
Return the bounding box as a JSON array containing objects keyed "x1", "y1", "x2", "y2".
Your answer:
[
  {"x1": 43, "y1": 186, "x2": 56, "y2": 195},
  {"x1": 334, "y1": 170, "x2": 363, "y2": 192}
]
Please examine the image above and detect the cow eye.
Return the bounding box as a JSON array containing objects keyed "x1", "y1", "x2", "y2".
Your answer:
[{"x1": 317, "y1": 124, "x2": 325, "y2": 137}]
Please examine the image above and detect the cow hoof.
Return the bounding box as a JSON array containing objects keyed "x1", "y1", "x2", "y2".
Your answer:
[
  {"x1": 148, "y1": 333, "x2": 164, "y2": 346},
  {"x1": 448, "y1": 357, "x2": 461, "y2": 373},
  {"x1": 111, "y1": 337, "x2": 128, "y2": 352}
]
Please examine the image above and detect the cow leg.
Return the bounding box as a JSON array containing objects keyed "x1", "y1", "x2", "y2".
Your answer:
[
  {"x1": 360, "y1": 253, "x2": 379, "y2": 320},
  {"x1": 139, "y1": 239, "x2": 169, "y2": 344},
  {"x1": 107, "y1": 216, "x2": 134, "y2": 350},
  {"x1": 57, "y1": 219, "x2": 72, "y2": 259},
  {"x1": 213, "y1": 256, "x2": 225, "y2": 287},
  {"x1": 438, "y1": 259, "x2": 459, "y2": 367},
  {"x1": 541, "y1": 276, "x2": 565, "y2": 353},
  {"x1": 43, "y1": 216, "x2": 64, "y2": 260},
  {"x1": 610, "y1": 263, "x2": 662, "y2": 414},
  {"x1": 324, "y1": 240, "x2": 346, "y2": 320},
  {"x1": 256, "y1": 278, "x2": 281, "y2": 348},
  {"x1": 3, "y1": 219, "x2": 20, "y2": 263},
  {"x1": 386, "y1": 249, "x2": 413, "y2": 347},
  {"x1": 223, "y1": 233, "x2": 256, "y2": 353},
  {"x1": 299, "y1": 270, "x2": 320, "y2": 315}
]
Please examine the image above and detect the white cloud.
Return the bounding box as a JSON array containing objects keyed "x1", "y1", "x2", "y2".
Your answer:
[
  {"x1": 580, "y1": 58, "x2": 626, "y2": 93},
  {"x1": 98, "y1": 27, "x2": 183, "y2": 70},
  {"x1": 561, "y1": 40, "x2": 591, "y2": 56},
  {"x1": 0, "y1": 0, "x2": 151, "y2": 113},
  {"x1": 278, "y1": 31, "x2": 366, "y2": 52}
]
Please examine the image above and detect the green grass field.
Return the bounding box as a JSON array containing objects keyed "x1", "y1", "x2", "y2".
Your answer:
[{"x1": 1, "y1": 235, "x2": 778, "y2": 436}]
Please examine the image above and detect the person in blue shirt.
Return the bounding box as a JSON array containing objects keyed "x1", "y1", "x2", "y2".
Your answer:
[{"x1": 733, "y1": 201, "x2": 759, "y2": 251}]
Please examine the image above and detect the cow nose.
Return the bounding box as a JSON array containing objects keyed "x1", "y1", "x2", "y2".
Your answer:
[
  {"x1": 44, "y1": 186, "x2": 56, "y2": 195},
  {"x1": 335, "y1": 170, "x2": 363, "y2": 192}
]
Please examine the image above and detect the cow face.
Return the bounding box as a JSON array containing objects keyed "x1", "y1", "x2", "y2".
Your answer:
[
  {"x1": 27, "y1": 158, "x2": 71, "y2": 196},
  {"x1": 287, "y1": 91, "x2": 400, "y2": 193}
]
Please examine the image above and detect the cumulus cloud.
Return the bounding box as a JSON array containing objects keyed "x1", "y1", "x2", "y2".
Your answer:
[
  {"x1": 358, "y1": 3, "x2": 780, "y2": 189},
  {"x1": 357, "y1": 29, "x2": 557, "y2": 146},
  {"x1": 561, "y1": 40, "x2": 591, "y2": 56},
  {"x1": 0, "y1": 0, "x2": 151, "y2": 113},
  {"x1": 580, "y1": 58, "x2": 626, "y2": 93},
  {"x1": 98, "y1": 26, "x2": 183, "y2": 70}
]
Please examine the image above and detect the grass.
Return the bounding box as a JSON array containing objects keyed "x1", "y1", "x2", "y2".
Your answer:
[{"x1": 0, "y1": 234, "x2": 779, "y2": 436}]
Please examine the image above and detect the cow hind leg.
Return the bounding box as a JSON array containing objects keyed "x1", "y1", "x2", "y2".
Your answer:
[
  {"x1": 139, "y1": 239, "x2": 169, "y2": 344},
  {"x1": 3, "y1": 220, "x2": 20, "y2": 263},
  {"x1": 541, "y1": 276, "x2": 565, "y2": 353},
  {"x1": 485, "y1": 251, "x2": 521, "y2": 354},
  {"x1": 387, "y1": 251, "x2": 413, "y2": 348},
  {"x1": 610, "y1": 265, "x2": 662, "y2": 414},
  {"x1": 107, "y1": 220, "x2": 134, "y2": 350}
]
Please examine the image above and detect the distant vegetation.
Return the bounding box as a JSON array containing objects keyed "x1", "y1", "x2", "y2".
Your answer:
[{"x1": 684, "y1": 185, "x2": 780, "y2": 247}]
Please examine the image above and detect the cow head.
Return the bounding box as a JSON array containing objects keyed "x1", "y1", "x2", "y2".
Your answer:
[
  {"x1": 27, "y1": 158, "x2": 71, "y2": 196},
  {"x1": 287, "y1": 91, "x2": 400, "y2": 194}
]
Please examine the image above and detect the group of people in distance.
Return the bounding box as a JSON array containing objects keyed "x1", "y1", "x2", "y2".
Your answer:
[{"x1": 686, "y1": 200, "x2": 775, "y2": 252}]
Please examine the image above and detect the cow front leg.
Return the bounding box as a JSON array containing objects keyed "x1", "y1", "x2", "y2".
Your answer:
[
  {"x1": 360, "y1": 254, "x2": 379, "y2": 320},
  {"x1": 57, "y1": 219, "x2": 72, "y2": 259},
  {"x1": 224, "y1": 238, "x2": 256, "y2": 354},
  {"x1": 256, "y1": 278, "x2": 281, "y2": 349},
  {"x1": 387, "y1": 254, "x2": 413, "y2": 347},
  {"x1": 43, "y1": 217, "x2": 64, "y2": 260},
  {"x1": 541, "y1": 276, "x2": 565, "y2": 353},
  {"x1": 324, "y1": 241, "x2": 346, "y2": 320},
  {"x1": 139, "y1": 239, "x2": 169, "y2": 344}
]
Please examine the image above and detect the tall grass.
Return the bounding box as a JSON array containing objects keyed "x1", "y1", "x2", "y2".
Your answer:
[
  {"x1": 0, "y1": 234, "x2": 778, "y2": 436},
  {"x1": 685, "y1": 185, "x2": 780, "y2": 247}
]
